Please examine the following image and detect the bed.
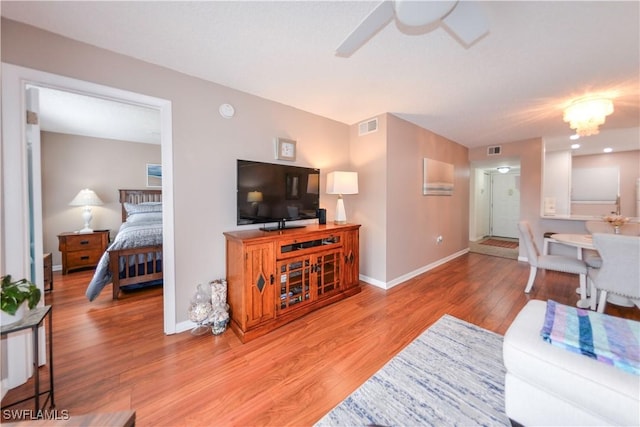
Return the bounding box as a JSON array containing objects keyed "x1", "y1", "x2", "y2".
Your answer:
[{"x1": 86, "y1": 189, "x2": 163, "y2": 301}]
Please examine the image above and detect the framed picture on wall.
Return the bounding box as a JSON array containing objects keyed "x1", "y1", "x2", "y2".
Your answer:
[
  {"x1": 423, "y1": 158, "x2": 454, "y2": 196},
  {"x1": 146, "y1": 164, "x2": 162, "y2": 188}
]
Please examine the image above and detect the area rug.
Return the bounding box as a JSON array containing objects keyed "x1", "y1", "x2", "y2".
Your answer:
[
  {"x1": 480, "y1": 238, "x2": 519, "y2": 249},
  {"x1": 315, "y1": 315, "x2": 509, "y2": 426}
]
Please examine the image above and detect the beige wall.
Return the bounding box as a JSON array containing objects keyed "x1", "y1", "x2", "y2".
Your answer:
[
  {"x1": 469, "y1": 137, "x2": 543, "y2": 259},
  {"x1": 41, "y1": 132, "x2": 161, "y2": 266},
  {"x1": 349, "y1": 115, "x2": 389, "y2": 283},
  {"x1": 2, "y1": 19, "x2": 350, "y2": 322},
  {"x1": 386, "y1": 115, "x2": 469, "y2": 282},
  {"x1": 349, "y1": 114, "x2": 470, "y2": 285}
]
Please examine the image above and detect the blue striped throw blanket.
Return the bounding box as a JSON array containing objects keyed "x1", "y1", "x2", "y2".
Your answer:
[{"x1": 541, "y1": 300, "x2": 640, "y2": 375}]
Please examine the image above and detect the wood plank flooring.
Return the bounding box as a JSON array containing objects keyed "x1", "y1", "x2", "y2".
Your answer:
[{"x1": 2, "y1": 253, "x2": 639, "y2": 426}]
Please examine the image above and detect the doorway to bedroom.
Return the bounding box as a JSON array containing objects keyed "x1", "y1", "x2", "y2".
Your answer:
[
  {"x1": 34, "y1": 86, "x2": 163, "y2": 300},
  {"x1": 3, "y1": 63, "x2": 176, "y2": 335}
]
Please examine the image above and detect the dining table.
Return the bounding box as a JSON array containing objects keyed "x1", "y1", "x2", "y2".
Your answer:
[{"x1": 549, "y1": 233, "x2": 595, "y2": 259}]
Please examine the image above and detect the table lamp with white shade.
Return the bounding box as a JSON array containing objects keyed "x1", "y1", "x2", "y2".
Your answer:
[
  {"x1": 69, "y1": 188, "x2": 103, "y2": 233},
  {"x1": 326, "y1": 171, "x2": 358, "y2": 225}
]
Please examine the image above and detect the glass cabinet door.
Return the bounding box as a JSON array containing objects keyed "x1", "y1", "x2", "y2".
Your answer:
[
  {"x1": 315, "y1": 250, "x2": 341, "y2": 297},
  {"x1": 278, "y1": 258, "x2": 312, "y2": 312}
]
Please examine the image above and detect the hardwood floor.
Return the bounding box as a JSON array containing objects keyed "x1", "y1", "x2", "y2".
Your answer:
[{"x1": 2, "y1": 253, "x2": 639, "y2": 426}]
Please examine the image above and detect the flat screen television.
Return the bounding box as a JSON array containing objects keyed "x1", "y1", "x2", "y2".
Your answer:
[{"x1": 237, "y1": 159, "x2": 320, "y2": 230}]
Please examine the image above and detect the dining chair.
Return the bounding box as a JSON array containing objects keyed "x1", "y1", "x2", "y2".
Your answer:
[
  {"x1": 584, "y1": 221, "x2": 640, "y2": 269},
  {"x1": 518, "y1": 221, "x2": 588, "y2": 297},
  {"x1": 588, "y1": 233, "x2": 640, "y2": 313},
  {"x1": 583, "y1": 221, "x2": 608, "y2": 268}
]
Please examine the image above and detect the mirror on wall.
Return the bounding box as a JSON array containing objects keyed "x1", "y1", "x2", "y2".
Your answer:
[{"x1": 542, "y1": 127, "x2": 640, "y2": 219}]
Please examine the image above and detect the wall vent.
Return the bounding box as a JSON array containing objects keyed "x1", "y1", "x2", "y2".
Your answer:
[
  {"x1": 358, "y1": 118, "x2": 378, "y2": 136},
  {"x1": 487, "y1": 146, "x2": 502, "y2": 155}
]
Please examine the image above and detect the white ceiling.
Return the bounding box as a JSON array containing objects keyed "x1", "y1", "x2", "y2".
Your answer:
[
  {"x1": 32, "y1": 86, "x2": 161, "y2": 144},
  {"x1": 3, "y1": 1, "x2": 639, "y2": 150}
]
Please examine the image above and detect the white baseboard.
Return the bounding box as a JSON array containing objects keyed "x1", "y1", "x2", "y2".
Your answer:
[
  {"x1": 359, "y1": 249, "x2": 470, "y2": 290},
  {"x1": 175, "y1": 320, "x2": 196, "y2": 334},
  {"x1": 358, "y1": 274, "x2": 386, "y2": 289}
]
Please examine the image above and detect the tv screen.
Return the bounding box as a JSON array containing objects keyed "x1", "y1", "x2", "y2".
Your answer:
[{"x1": 237, "y1": 159, "x2": 320, "y2": 228}]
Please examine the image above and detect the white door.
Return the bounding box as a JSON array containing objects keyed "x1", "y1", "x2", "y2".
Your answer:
[{"x1": 491, "y1": 172, "x2": 520, "y2": 238}]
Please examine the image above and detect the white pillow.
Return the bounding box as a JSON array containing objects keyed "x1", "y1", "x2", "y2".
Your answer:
[
  {"x1": 126, "y1": 212, "x2": 162, "y2": 223},
  {"x1": 124, "y1": 202, "x2": 162, "y2": 216}
]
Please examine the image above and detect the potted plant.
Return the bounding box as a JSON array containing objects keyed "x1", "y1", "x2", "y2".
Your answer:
[{"x1": 1, "y1": 275, "x2": 41, "y2": 325}]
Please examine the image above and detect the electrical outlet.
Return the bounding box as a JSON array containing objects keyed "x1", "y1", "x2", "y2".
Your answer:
[{"x1": 436, "y1": 235, "x2": 443, "y2": 244}]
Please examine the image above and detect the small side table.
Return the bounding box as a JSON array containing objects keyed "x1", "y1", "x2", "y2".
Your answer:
[{"x1": 1, "y1": 306, "x2": 54, "y2": 412}]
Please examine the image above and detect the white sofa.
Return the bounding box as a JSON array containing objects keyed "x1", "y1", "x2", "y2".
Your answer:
[{"x1": 503, "y1": 300, "x2": 640, "y2": 426}]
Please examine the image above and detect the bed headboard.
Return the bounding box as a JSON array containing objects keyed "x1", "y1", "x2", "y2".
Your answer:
[{"x1": 119, "y1": 189, "x2": 162, "y2": 222}]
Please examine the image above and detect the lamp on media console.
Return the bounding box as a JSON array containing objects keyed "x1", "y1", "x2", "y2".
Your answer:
[
  {"x1": 326, "y1": 171, "x2": 358, "y2": 225},
  {"x1": 69, "y1": 188, "x2": 103, "y2": 233},
  {"x1": 247, "y1": 191, "x2": 263, "y2": 204},
  {"x1": 247, "y1": 191, "x2": 263, "y2": 216}
]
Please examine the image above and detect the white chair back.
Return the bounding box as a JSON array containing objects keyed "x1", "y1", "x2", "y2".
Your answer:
[
  {"x1": 591, "y1": 233, "x2": 640, "y2": 300},
  {"x1": 518, "y1": 221, "x2": 540, "y2": 266}
]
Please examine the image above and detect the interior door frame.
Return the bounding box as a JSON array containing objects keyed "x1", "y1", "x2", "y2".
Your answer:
[{"x1": 2, "y1": 63, "x2": 176, "y2": 333}]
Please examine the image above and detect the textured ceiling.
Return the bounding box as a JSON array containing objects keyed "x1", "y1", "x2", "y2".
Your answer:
[
  {"x1": 3, "y1": 1, "x2": 639, "y2": 150},
  {"x1": 33, "y1": 87, "x2": 161, "y2": 144}
]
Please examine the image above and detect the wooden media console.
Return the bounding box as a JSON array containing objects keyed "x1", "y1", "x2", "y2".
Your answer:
[{"x1": 224, "y1": 223, "x2": 360, "y2": 343}]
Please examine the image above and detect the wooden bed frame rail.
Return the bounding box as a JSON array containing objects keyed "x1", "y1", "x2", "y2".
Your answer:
[
  {"x1": 108, "y1": 189, "x2": 163, "y2": 299},
  {"x1": 109, "y1": 245, "x2": 163, "y2": 299}
]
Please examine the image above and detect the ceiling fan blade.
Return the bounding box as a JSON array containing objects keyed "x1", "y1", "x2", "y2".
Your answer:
[
  {"x1": 441, "y1": 0, "x2": 489, "y2": 47},
  {"x1": 335, "y1": 1, "x2": 395, "y2": 57}
]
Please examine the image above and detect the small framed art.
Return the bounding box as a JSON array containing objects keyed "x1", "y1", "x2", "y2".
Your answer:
[
  {"x1": 275, "y1": 137, "x2": 297, "y2": 161},
  {"x1": 146, "y1": 163, "x2": 162, "y2": 187}
]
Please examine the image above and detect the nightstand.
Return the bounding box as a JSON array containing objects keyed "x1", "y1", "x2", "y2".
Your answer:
[
  {"x1": 57, "y1": 230, "x2": 109, "y2": 274},
  {"x1": 43, "y1": 252, "x2": 53, "y2": 291}
]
